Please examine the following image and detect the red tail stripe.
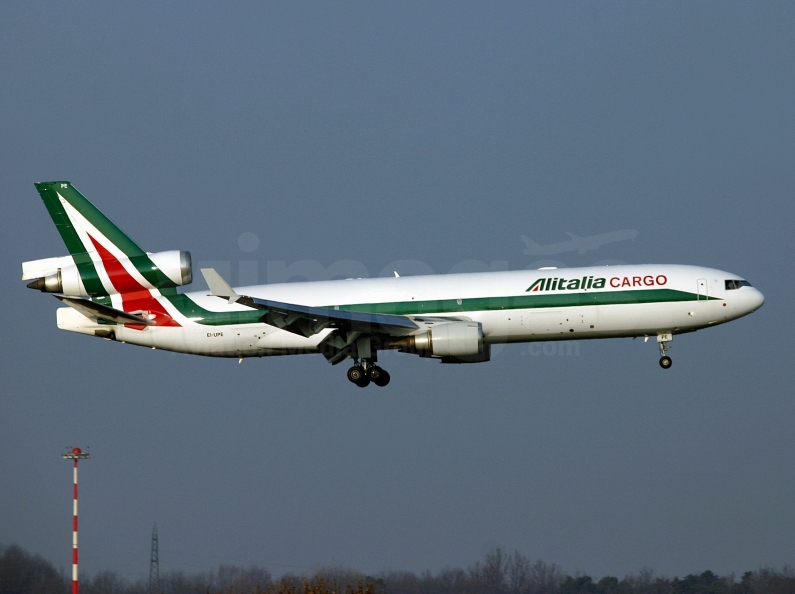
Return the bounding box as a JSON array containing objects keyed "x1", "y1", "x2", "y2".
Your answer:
[
  {"x1": 87, "y1": 235, "x2": 181, "y2": 327},
  {"x1": 88, "y1": 236, "x2": 147, "y2": 294}
]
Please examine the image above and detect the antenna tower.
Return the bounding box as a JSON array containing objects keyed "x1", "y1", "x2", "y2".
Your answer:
[
  {"x1": 62, "y1": 447, "x2": 91, "y2": 594},
  {"x1": 148, "y1": 523, "x2": 160, "y2": 594}
]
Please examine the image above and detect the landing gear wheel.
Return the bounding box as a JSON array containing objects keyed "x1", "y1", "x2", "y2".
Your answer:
[
  {"x1": 367, "y1": 366, "x2": 390, "y2": 387},
  {"x1": 347, "y1": 366, "x2": 365, "y2": 383},
  {"x1": 657, "y1": 336, "x2": 672, "y2": 370},
  {"x1": 373, "y1": 369, "x2": 390, "y2": 387},
  {"x1": 354, "y1": 376, "x2": 371, "y2": 388}
]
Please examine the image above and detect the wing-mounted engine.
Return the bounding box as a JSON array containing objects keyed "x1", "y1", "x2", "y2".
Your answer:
[{"x1": 390, "y1": 320, "x2": 491, "y2": 363}]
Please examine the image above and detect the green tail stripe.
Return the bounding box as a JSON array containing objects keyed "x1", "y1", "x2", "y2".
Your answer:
[
  {"x1": 35, "y1": 182, "x2": 146, "y2": 257},
  {"x1": 72, "y1": 253, "x2": 108, "y2": 299},
  {"x1": 34, "y1": 182, "x2": 178, "y2": 292},
  {"x1": 35, "y1": 182, "x2": 109, "y2": 298},
  {"x1": 167, "y1": 288, "x2": 718, "y2": 327}
]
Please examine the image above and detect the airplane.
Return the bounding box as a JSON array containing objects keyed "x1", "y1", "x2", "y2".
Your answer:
[
  {"x1": 23, "y1": 182, "x2": 764, "y2": 387},
  {"x1": 521, "y1": 230, "x2": 639, "y2": 255}
]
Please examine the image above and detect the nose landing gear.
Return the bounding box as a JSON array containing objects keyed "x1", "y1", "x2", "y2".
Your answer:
[
  {"x1": 347, "y1": 360, "x2": 390, "y2": 387},
  {"x1": 657, "y1": 333, "x2": 673, "y2": 369}
]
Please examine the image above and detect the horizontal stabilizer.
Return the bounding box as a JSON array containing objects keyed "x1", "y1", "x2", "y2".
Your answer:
[{"x1": 55, "y1": 295, "x2": 155, "y2": 326}]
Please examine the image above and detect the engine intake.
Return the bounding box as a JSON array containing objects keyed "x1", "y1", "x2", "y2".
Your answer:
[{"x1": 147, "y1": 250, "x2": 192, "y2": 286}]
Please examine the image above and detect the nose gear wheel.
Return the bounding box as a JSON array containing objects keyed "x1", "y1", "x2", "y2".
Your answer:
[{"x1": 658, "y1": 340, "x2": 672, "y2": 370}]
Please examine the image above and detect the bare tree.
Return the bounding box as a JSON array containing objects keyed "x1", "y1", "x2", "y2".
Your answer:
[
  {"x1": 216, "y1": 565, "x2": 272, "y2": 594},
  {"x1": 83, "y1": 570, "x2": 128, "y2": 594},
  {"x1": 505, "y1": 551, "x2": 530, "y2": 594},
  {"x1": 0, "y1": 544, "x2": 68, "y2": 594},
  {"x1": 526, "y1": 560, "x2": 562, "y2": 594}
]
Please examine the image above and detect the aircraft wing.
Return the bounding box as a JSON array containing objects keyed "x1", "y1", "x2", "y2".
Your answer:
[
  {"x1": 200, "y1": 268, "x2": 418, "y2": 338},
  {"x1": 55, "y1": 295, "x2": 155, "y2": 326},
  {"x1": 238, "y1": 296, "x2": 419, "y2": 337}
]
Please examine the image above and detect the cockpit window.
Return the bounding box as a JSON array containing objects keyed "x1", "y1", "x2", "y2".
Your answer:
[{"x1": 725, "y1": 279, "x2": 751, "y2": 290}]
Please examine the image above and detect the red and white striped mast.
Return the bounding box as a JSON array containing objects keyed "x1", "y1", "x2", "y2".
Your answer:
[{"x1": 62, "y1": 447, "x2": 91, "y2": 594}]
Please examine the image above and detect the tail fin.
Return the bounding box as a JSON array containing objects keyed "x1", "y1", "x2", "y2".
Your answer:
[
  {"x1": 35, "y1": 181, "x2": 146, "y2": 258},
  {"x1": 32, "y1": 182, "x2": 184, "y2": 298}
]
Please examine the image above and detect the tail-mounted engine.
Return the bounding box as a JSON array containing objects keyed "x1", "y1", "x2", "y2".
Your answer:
[
  {"x1": 146, "y1": 250, "x2": 193, "y2": 287},
  {"x1": 23, "y1": 250, "x2": 192, "y2": 296}
]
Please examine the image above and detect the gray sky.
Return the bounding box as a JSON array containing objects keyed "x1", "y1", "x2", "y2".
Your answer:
[{"x1": 1, "y1": 1, "x2": 793, "y2": 581}]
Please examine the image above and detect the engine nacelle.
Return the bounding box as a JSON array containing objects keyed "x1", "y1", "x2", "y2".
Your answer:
[
  {"x1": 24, "y1": 250, "x2": 192, "y2": 295},
  {"x1": 392, "y1": 321, "x2": 490, "y2": 363},
  {"x1": 25, "y1": 264, "x2": 88, "y2": 296},
  {"x1": 147, "y1": 250, "x2": 192, "y2": 286}
]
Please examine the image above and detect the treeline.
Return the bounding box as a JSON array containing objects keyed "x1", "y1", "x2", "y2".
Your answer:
[{"x1": 2, "y1": 544, "x2": 794, "y2": 594}]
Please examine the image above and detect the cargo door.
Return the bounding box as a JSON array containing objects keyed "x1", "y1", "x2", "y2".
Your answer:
[{"x1": 697, "y1": 278, "x2": 708, "y2": 301}]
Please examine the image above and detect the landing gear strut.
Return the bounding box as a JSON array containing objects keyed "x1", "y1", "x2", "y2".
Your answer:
[
  {"x1": 657, "y1": 333, "x2": 672, "y2": 369},
  {"x1": 347, "y1": 360, "x2": 390, "y2": 387}
]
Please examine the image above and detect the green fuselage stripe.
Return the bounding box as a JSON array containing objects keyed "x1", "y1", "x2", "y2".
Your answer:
[
  {"x1": 336, "y1": 288, "x2": 715, "y2": 315},
  {"x1": 165, "y1": 288, "x2": 716, "y2": 327},
  {"x1": 167, "y1": 295, "x2": 265, "y2": 325}
]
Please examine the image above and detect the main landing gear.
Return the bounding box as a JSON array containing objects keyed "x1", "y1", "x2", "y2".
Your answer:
[{"x1": 347, "y1": 361, "x2": 390, "y2": 388}]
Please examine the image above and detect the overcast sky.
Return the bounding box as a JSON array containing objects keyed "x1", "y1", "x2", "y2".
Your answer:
[{"x1": 1, "y1": 1, "x2": 793, "y2": 582}]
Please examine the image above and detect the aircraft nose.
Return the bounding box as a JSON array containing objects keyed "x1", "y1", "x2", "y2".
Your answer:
[{"x1": 748, "y1": 288, "x2": 765, "y2": 312}]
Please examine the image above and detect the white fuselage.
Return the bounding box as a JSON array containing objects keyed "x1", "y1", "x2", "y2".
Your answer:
[{"x1": 57, "y1": 264, "x2": 765, "y2": 359}]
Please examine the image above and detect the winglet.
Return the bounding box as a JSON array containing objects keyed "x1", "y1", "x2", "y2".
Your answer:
[{"x1": 201, "y1": 268, "x2": 240, "y2": 304}]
